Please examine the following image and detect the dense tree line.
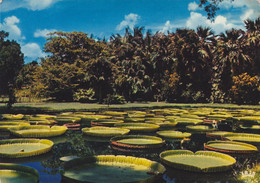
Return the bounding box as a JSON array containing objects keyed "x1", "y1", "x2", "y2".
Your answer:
[{"x1": 14, "y1": 18, "x2": 260, "y2": 104}]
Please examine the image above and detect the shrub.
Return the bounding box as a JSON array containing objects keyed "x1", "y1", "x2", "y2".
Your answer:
[
  {"x1": 230, "y1": 73, "x2": 260, "y2": 104},
  {"x1": 73, "y1": 88, "x2": 96, "y2": 103},
  {"x1": 103, "y1": 94, "x2": 125, "y2": 105}
]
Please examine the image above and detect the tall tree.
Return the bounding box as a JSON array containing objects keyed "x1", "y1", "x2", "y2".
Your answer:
[{"x1": 0, "y1": 31, "x2": 24, "y2": 107}]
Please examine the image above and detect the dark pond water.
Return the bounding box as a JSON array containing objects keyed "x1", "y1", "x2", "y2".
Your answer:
[{"x1": 0, "y1": 128, "x2": 258, "y2": 183}]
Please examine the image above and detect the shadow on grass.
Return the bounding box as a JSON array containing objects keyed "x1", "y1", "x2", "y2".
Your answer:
[{"x1": 0, "y1": 105, "x2": 51, "y2": 114}]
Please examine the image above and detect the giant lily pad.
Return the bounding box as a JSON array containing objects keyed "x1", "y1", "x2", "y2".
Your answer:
[
  {"x1": 206, "y1": 131, "x2": 233, "y2": 139},
  {"x1": 110, "y1": 135, "x2": 165, "y2": 149},
  {"x1": 91, "y1": 119, "x2": 124, "y2": 127},
  {"x1": 114, "y1": 123, "x2": 160, "y2": 132},
  {"x1": 0, "y1": 163, "x2": 39, "y2": 183},
  {"x1": 160, "y1": 150, "x2": 236, "y2": 173},
  {"x1": 0, "y1": 139, "x2": 53, "y2": 158},
  {"x1": 175, "y1": 118, "x2": 204, "y2": 126},
  {"x1": 2, "y1": 114, "x2": 24, "y2": 120},
  {"x1": 9, "y1": 125, "x2": 67, "y2": 138},
  {"x1": 62, "y1": 155, "x2": 165, "y2": 183},
  {"x1": 156, "y1": 130, "x2": 191, "y2": 140},
  {"x1": 0, "y1": 122, "x2": 30, "y2": 131},
  {"x1": 186, "y1": 125, "x2": 216, "y2": 134},
  {"x1": 204, "y1": 141, "x2": 258, "y2": 154},
  {"x1": 239, "y1": 125, "x2": 260, "y2": 134},
  {"x1": 223, "y1": 133, "x2": 260, "y2": 146},
  {"x1": 82, "y1": 127, "x2": 130, "y2": 137}
]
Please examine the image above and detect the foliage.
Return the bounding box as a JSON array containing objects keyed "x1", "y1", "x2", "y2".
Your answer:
[
  {"x1": 73, "y1": 88, "x2": 96, "y2": 103},
  {"x1": 0, "y1": 31, "x2": 24, "y2": 108},
  {"x1": 103, "y1": 94, "x2": 126, "y2": 105},
  {"x1": 230, "y1": 73, "x2": 260, "y2": 104},
  {"x1": 13, "y1": 17, "x2": 260, "y2": 105}
]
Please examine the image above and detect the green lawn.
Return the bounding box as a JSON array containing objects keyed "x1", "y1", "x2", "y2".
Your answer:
[{"x1": 0, "y1": 102, "x2": 259, "y2": 114}]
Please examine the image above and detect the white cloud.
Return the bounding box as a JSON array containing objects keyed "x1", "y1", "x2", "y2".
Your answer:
[
  {"x1": 186, "y1": 12, "x2": 243, "y2": 34},
  {"x1": 21, "y1": 43, "x2": 46, "y2": 61},
  {"x1": 243, "y1": 0, "x2": 260, "y2": 18},
  {"x1": 34, "y1": 28, "x2": 57, "y2": 38},
  {"x1": 188, "y1": 2, "x2": 199, "y2": 11},
  {"x1": 241, "y1": 9, "x2": 255, "y2": 20},
  {"x1": 218, "y1": 0, "x2": 247, "y2": 9},
  {"x1": 116, "y1": 13, "x2": 140, "y2": 31},
  {"x1": 0, "y1": 16, "x2": 25, "y2": 41},
  {"x1": 0, "y1": 0, "x2": 59, "y2": 12}
]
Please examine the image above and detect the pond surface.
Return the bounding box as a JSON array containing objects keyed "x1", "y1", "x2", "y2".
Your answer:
[
  {"x1": 0, "y1": 108, "x2": 259, "y2": 183},
  {"x1": 0, "y1": 129, "x2": 258, "y2": 183}
]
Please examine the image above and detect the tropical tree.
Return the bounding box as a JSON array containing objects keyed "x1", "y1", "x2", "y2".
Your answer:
[
  {"x1": 0, "y1": 31, "x2": 24, "y2": 107},
  {"x1": 41, "y1": 31, "x2": 111, "y2": 101}
]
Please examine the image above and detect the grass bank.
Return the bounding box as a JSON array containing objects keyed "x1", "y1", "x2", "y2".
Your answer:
[{"x1": 0, "y1": 102, "x2": 259, "y2": 114}]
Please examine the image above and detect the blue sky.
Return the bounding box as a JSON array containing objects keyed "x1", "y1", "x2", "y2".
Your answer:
[{"x1": 0, "y1": 0, "x2": 259, "y2": 63}]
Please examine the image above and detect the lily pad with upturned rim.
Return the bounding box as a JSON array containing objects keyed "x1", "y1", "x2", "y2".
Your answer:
[
  {"x1": 0, "y1": 122, "x2": 30, "y2": 131},
  {"x1": 160, "y1": 150, "x2": 236, "y2": 173},
  {"x1": 82, "y1": 127, "x2": 130, "y2": 137},
  {"x1": 0, "y1": 139, "x2": 53, "y2": 158},
  {"x1": 111, "y1": 135, "x2": 165, "y2": 149},
  {"x1": 9, "y1": 125, "x2": 67, "y2": 138},
  {"x1": 114, "y1": 123, "x2": 160, "y2": 133},
  {"x1": 206, "y1": 131, "x2": 233, "y2": 139},
  {"x1": 186, "y1": 125, "x2": 216, "y2": 134},
  {"x1": 91, "y1": 119, "x2": 124, "y2": 127},
  {"x1": 0, "y1": 163, "x2": 39, "y2": 183},
  {"x1": 156, "y1": 130, "x2": 191, "y2": 140},
  {"x1": 204, "y1": 141, "x2": 258, "y2": 154},
  {"x1": 2, "y1": 114, "x2": 24, "y2": 120},
  {"x1": 62, "y1": 155, "x2": 166, "y2": 183},
  {"x1": 223, "y1": 133, "x2": 260, "y2": 146}
]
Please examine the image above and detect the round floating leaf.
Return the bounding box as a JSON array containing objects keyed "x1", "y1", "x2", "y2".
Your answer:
[
  {"x1": 0, "y1": 122, "x2": 30, "y2": 132},
  {"x1": 156, "y1": 130, "x2": 191, "y2": 140},
  {"x1": 239, "y1": 125, "x2": 260, "y2": 133},
  {"x1": 186, "y1": 125, "x2": 216, "y2": 134},
  {"x1": 102, "y1": 111, "x2": 127, "y2": 116},
  {"x1": 91, "y1": 119, "x2": 124, "y2": 127},
  {"x1": 160, "y1": 150, "x2": 236, "y2": 173},
  {"x1": 9, "y1": 125, "x2": 67, "y2": 138},
  {"x1": 114, "y1": 123, "x2": 160, "y2": 132},
  {"x1": 111, "y1": 135, "x2": 165, "y2": 149},
  {"x1": 82, "y1": 127, "x2": 130, "y2": 137},
  {"x1": 0, "y1": 163, "x2": 39, "y2": 183},
  {"x1": 204, "y1": 141, "x2": 258, "y2": 154},
  {"x1": 62, "y1": 155, "x2": 165, "y2": 183},
  {"x1": 175, "y1": 118, "x2": 204, "y2": 126},
  {"x1": 2, "y1": 114, "x2": 24, "y2": 120},
  {"x1": 0, "y1": 139, "x2": 53, "y2": 158},
  {"x1": 224, "y1": 133, "x2": 260, "y2": 146},
  {"x1": 206, "y1": 131, "x2": 233, "y2": 139}
]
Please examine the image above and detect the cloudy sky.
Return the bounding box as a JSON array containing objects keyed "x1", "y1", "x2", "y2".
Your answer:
[{"x1": 0, "y1": 0, "x2": 259, "y2": 63}]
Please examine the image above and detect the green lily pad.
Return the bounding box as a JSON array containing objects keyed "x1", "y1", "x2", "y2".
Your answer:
[
  {"x1": 111, "y1": 135, "x2": 165, "y2": 149},
  {"x1": 204, "y1": 141, "x2": 258, "y2": 154},
  {"x1": 9, "y1": 125, "x2": 67, "y2": 138},
  {"x1": 0, "y1": 139, "x2": 53, "y2": 158},
  {"x1": 0, "y1": 122, "x2": 30, "y2": 131},
  {"x1": 224, "y1": 133, "x2": 260, "y2": 146},
  {"x1": 0, "y1": 163, "x2": 39, "y2": 183},
  {"x1": 2, "y1": 114, "x2": 24, "y2": 120},
  {"x1": 115, "y1": 123, "x2": 160, "y2": 132},
  {"x1": 160, "y1": 150, "x2": 236, "y2": 173},
  {"x1": 186, "y1": 125, "x2": 216, "y2": 134},
  {"x1": 62, "y1": 155, "x2": 165, "y2": 183},
  {"x1": 206, "y1": 131, "x2": 233, "y2": 139},
  {"x1": 156, "y1": 130, "x2": 191, "y2": 139},
  {"x1": 82, "y1": 127, "x2": 130, "y2": 137},
  {"x1": 91, "y1": 119, "x2": 124, "y2": 127},
  {"x1": 175, "y1": 118, "x2": 204, "y2": 126}
]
